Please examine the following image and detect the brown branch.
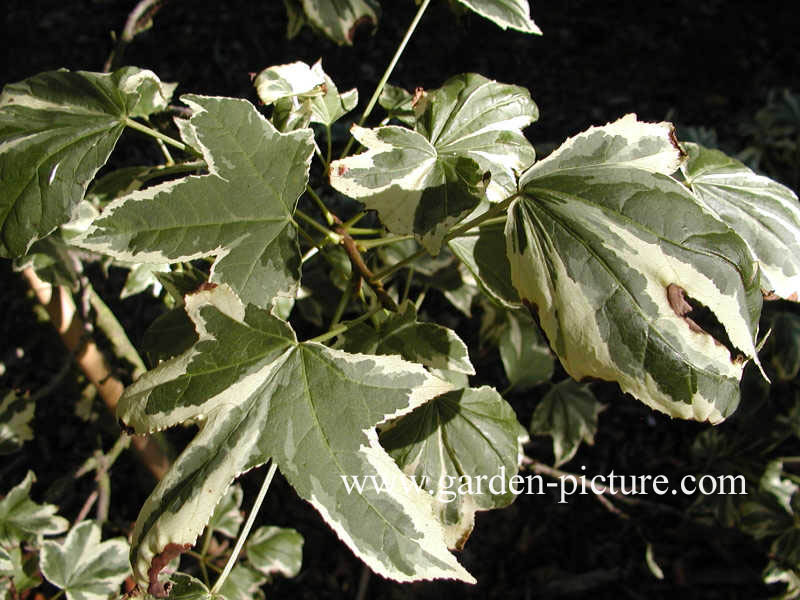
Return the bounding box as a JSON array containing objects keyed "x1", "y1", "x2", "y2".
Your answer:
[
  {"x1": 332, "y1": 217, "x2": 398, "y2": 312},
  {"x1": 22, "y1": 268, "x2": 169, "y2": 480}
]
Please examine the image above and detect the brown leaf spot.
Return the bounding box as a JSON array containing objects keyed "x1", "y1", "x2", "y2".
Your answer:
[
  {"x1": 336, "y1": 164, "x2": 349, "y2": 176},
  {"x1": 189, "y1": 282, "x2": 217, "y2": 295},
  {"x1": 666, "y1": 284, "x2": 705, "y2": 335},
  {"x1": 668, "y1": 125, "x2": 687, "y2": 160},
  {"x1": 147, "y1": 543, "x2": 191, "y2": 598},
  {"x1": 411, "y1": 87, "x2": 426, "y2": 108}
]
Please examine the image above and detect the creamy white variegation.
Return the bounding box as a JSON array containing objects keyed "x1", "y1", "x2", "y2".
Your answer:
[
  {"x1": 682, "y1": 142, "x2": 800, "y2": 301},
  {"x1": 455, "y1": 0, "x2": 541, "y2": 34},
  {"x1": 331, "y1": 74, "x2": 537, "y2": 253},
  {"x1": 40, "y1": 520, "x2": 130, "y2": 600},
  {"x1": 119, "y1": 285, "x2": 474, "y2": 587},
  {"x1": 82, "y1": 95, "x2": 314, "y2": 308},
  {"x1": 507, "y1": 116, "x2": 763, "y2": 423},
  {"x1": 0, "y1": 67, "x2": 175, "y2": 257},
  {"x1": 254, "y1": 61, "x2": 326, "y2": 105}
]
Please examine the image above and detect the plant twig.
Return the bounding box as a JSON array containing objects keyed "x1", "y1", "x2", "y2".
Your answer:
[
  {"x1": 340, "y1": 0, "x2": 432, "y2": 158},
  {"x1": 21, "y1": 268, "x2": 170, "y2": 480},
  {"x1": 211, "y1": 462, "x2": 278, "y2": 594},
  {"x1": 104, "y1": 0, "x2": 168, "y2": 72},
  {"x1": 333, "y1": 216, "x2": 398, "y2": 312}
]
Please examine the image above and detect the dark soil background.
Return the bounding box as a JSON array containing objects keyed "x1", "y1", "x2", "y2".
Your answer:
[{"x1": 2, "y1": 1, "x2": 800, "y2": 599}]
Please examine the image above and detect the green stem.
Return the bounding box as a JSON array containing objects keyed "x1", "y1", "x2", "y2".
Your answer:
[
  {"x1": 373, "y1": 193, "x2": 518, "y2": 281},
  {"x1": 309, "y1": 306, "x2": 384, "y2": 345},
  {"x1": 306, "y1": 186, "x2": 335, "y2": 226},
  {"x1": 373, "y1": 248, "x2": 425, "y2": 281},
  {"x1": 329, "y1": 282, "x2": 353, "y2": 330},
  {"x1": 342, "y1": 211, "x2": 368, "y2": 230},
  {"x1": 401, "y1": 266, "x2": 415, "y2": 304},
  {"x1": 347, "y1": 227, "x2": 384, "y2": 235},
  {"x1": 340, "y1": 0, "x2": 432, "y2": 158},
  {"x1": 325, "y1": 124, "x2": 333, "y2": 166},
  {"x1": 124, "y1": 117, "x2": 187, "y2": 151},
  {"x1": 294, "y1": 209, "x2": 341, "y2": 244},
  {"x1": 444, "y1": 194, "x2": 518, "y2": 242},
  {"x1": 211, "y1": 462, "x2": 278, "y2": 594}
]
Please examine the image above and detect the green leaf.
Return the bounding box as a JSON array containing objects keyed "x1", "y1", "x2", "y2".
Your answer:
[
  {"x1": 339, "y1": 300, "x2": 474, "y2": 375},
  {"x1": 257, "y1": 61, "x2": 357, "y2": 131},
  {"x1": 0, "y1": 67, "x2": 173, "y2": 257},
  {"x1": 83, "y1": 95, "x2": 314, "y2": 308},
  {"x1": 0, "y1": 547, "x2": 41, "y2": 595},
  {"x1": 331, "y1": 74, "x2": 537, "y2": 253},
  {"x1": 142, "y1": 307, "x2": 199, "y2": 366},
  {"x1": 498, "y1": 311, "x2": 553, "y2": 391},
  {"x1": 455, "y1": 0, "x2": 541, "y2": 34},
  {"x1": 297, "y1": 0, "x2": 380, "y2": 45},
  {"x1": 682, "y1": 142, "x2": 800, "y2": 301},
  {"x1": 448, "y1": 222, "x2": 521, "y2": 308},
  {"x1": 507, "y1": 115, "x2": 763, "y2": 423},
  {"x1": 13, "y1": 234, "x2": 82, "y2": 291},
  {"x1": 121, "y1": 263, "x2": 169, "y2": 299},
  {"x1": 216, "y1": 565, "x2": 265, "y2": 600},
  {"x1": 0, "y1": 390, "x2": 35, "y2": 455},
  {"x1": 0, "y1": 547, "x2": 11, "y2": 574},
  {"x1": 330, "y1": 125, "x2": 487, "y2": 254},
  {"x1": 0, "y1": 471, "x2": 68, "y2": 547},
  {"x1": 245, "y1": 526, "x2": 303, "y2": 579},
  {"x1": 119, "y1": 285, "x2": 473, "y2": 589},
  {"x1": 530, "y1": 380, "x2": 603, "y2": 467},
  {"x1": 40, "y1": 520, "x2": 130, "y2": 600},
  {"x1": 307, "y1": 63, "x2": 358, "y2": 127},
  {"x1": 379, "y1": 84, "x2": 415, "y2": 126},
  {"x1": 381, "y1": 386, "x2": 528, "y2": 548},
  {"x1": 760, "y1": 460, "x2": 798, "y2": 515},
  {"x1": 206, "y1": 485, "x2": 243, "y2": 539},
  {"x1": 160, "y1": 573, "x2": 217, "y2": 600}
]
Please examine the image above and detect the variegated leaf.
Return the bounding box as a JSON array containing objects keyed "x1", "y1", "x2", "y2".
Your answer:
[
  {"x1": 217, "y1": 565, "x2": 265, "y2": 600},
  {"x1": 0, "y1": 67, "x2": 174, "y2": 257},
  {"x1": 331, "y1": 74, "x2": 536, "y2": 253},
  {"x1": 455, "y1": 0, "x2": 541, "y2": 34},
  {"x1": 681, "y1": 142, "x2": 800, "y2": 301},
  {"x1": 263, "y1": 61, "x2": 358, "y2": 132},
  {"x1": 330, "y1": 125, "x2": 487, "y2": 254},
  {"x1": 206, "y1": 484, "x2": 243, "y2": 539},
  {"x1": 381, "y1": 386, "x2": 528, "y2": 549},
  {"x1": 448, "y1": 223, "x2": 521, "y2": 308},
  {"x1": 498, "y1": 311, "x2": 553, "y2": 391},
  {"x1": 338, "y1": 300, "x2": 474, "y2": 375},
  {"x1": 379, "y1": 84, "x2": 414, "y2": 126},
  {"x1": 530, "y1": 380, "x2": 603, "y2": 467},
  {"x1": 245, "y1": 526, "x2": 303, "y2": 579},
  {"x1": 253, "y1": 62, "x2": 325, "y2": 106},
  {"x1": 40, "y1": 520, "x2": 130, "y2": 600},
  {"x1": 83, "y1": 95, "x2": 314, "y2": 308},
  {"x1": 507, "y1": 115, "x2": 763, "y2": 423},
  {"x1": 297, "y1": 0, "x2": 380, "y2": 45},
  {"x1": 119, "y1": 285, "x2": 473, "y2": 591},
  {"x1": 0, "y1": 471, "x2": 68, "y2": 547},
  {"x1": 0, "y1": 390, "x2": 35, "y2": 455},
  {"x1": 414, "y1": 74, "x2": 537, "y2": 203}
]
